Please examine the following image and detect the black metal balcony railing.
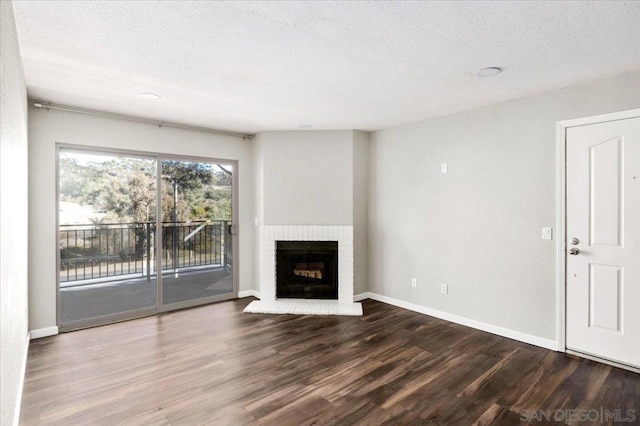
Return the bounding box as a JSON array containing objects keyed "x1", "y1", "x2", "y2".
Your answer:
[{"x1": 59, "y1": 221, "x2": 231, "y2": 283}]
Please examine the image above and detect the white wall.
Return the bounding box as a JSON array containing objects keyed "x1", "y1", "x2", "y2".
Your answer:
[
  {"x1": 353, "y1": 131, "x2": 369, "y2": 295},
  {"x1": 369, "y1": 72, "x2": 640, "y2": 341},
  {"x1": 256, "y1": 131, "x2": 354, "y2": 226},
  {"x1": 28, "y1": 106, "x2": 255, "y2": 332},
  {"x1": 252, "y1": 132, "x2": 265, "y2": 293},
  {"x1": 0, "y1": 1, "x2": 30, "y2": 424}
]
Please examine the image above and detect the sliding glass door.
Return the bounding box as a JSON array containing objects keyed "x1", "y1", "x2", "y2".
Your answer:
[
  {"x1": 58, "y1": 149, "x2": 158, "y2": 328},
  {"x1": 159, "y1": 159, "x2": 235, "y2": 308},
  {"x1": 58, "y1": 147, "x2": 237, "y2": 330}
]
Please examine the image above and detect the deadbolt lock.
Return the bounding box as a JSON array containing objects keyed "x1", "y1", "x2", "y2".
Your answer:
[{"x1": 570, "y1": 237, "x2": 580, "y2": 245}]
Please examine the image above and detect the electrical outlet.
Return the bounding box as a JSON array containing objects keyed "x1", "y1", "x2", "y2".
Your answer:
[
  {"x1": 411, "y1": 277, "x2": 417, "y2": 288},
  {"x1": 440, "y1": 283, "x2": 448, "y2": 295},
  {"x1": 541, "y1": 227, "x2": 552, "y2": 240}
]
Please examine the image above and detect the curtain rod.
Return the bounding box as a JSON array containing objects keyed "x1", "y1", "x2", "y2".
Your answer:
[{"x1": 32, "y1": 101, "x2": 254, "y2": 140}]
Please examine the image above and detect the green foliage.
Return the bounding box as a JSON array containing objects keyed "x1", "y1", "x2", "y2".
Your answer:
[
  {"x1": 59, "y1": 155, "x2": 232, "y2": 224},
  {"x1": 161, "y1": 160, "x2": 212, "y2": 190}
]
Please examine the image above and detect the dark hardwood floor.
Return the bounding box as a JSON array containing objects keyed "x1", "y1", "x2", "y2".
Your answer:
[{"x1": 20, "y1": 298, "x2": 640, "y2": 425}]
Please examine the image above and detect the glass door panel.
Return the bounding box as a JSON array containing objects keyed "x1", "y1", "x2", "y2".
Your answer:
[
  {"x1": 58, "y1": 149, "x2": 157, "y2": 328},
  {"x1": 159, "y1": 159, "x2": 234, "y2": 307}
]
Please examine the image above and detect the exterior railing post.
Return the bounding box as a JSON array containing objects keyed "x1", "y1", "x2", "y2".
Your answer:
[{"x1": 146, "y1": 222, "x2": 151, "y2": 281}]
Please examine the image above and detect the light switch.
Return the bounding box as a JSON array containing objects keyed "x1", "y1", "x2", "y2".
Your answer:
[
  {"x1": 441, "y1": 163, "x2": 448, "y2": 173},
  {"x1": 542, "y1": 227, "x2": 552, "y2": 240}
]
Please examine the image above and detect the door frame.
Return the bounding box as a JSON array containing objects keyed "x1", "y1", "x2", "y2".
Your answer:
[
  {"x1": 56, "y1": 143, "x2": 239, "y2": 331},
  {"x1": 555, "y1": 108, "x2": 640, "y2": 359}
]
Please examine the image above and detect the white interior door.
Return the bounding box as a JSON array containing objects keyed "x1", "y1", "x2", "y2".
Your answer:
[{"x1": 566, "y1": 116, "x2": 640, "y2": 368}]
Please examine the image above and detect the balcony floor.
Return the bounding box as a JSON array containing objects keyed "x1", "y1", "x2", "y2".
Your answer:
[{"x1": 60, "y1": 267, "x2": 233, "y2": 324}]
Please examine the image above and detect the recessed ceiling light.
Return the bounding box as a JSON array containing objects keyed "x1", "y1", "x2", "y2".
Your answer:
[
  {"x1": 140, "y1": 93, "x2": 161, "y2": 100},
  {"x1": 299, "y1": 124, "x2": 313, "y2": 129},
  {"x1": 474, "y1": 67, "x2": 502, "y2": 77}
]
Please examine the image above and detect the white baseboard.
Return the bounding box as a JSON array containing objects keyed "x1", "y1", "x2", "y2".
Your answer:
[
  {"x1": 30, "y1": 326, "x2": 59, "y2": 339},
  {"x1": 361, "y1": 292, "x2": 557, "y2": 351},
  {"x1": 14, "y1": 332, "x2": 30, "y2": 426},
  {"x1": 353, "y1": 292, "x2": 370, "y2": 302},
  {"x1": 238, "y1": 289, "x2": 261, "y2": 299}
]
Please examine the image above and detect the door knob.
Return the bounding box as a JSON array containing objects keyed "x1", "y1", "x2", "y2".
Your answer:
[
  {"x1": 570, "y1": 237, "x2": 580, "y2": 245},
  {"x1": 568, "y1": 248, "x2": 580, "y2": 255}
]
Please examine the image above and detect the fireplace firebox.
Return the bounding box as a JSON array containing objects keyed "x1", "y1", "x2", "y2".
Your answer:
[{"x1": 276, "y1": 241, "x2": 338, "y2": 299}]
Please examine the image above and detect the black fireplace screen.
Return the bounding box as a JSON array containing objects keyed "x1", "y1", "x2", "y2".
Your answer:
[{"x1": 276, "y1": 241, "x2": 338, "y2": 299}]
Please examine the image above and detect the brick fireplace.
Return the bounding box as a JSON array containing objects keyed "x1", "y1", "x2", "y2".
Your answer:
[
  {"x1": 244, "y1": 225, "x2": 362, "y2": 315},
  {"x1": 247, "y1": 130, "x2": 368, "y2": 316}
]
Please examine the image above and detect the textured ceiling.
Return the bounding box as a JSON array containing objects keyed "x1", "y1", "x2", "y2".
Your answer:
[{"x1": 12, "y1": 1, "x2": 640, "y2": 133}]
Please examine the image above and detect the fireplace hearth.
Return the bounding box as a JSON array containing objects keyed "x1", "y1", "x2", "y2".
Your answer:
[{"x1": 276, "y1": 241, "x2": 338, "y2": 299}]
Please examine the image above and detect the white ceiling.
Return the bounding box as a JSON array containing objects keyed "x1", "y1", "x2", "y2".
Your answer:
[{"x1": 12, "y1": 1, "x2": 640, "y2": 134}]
